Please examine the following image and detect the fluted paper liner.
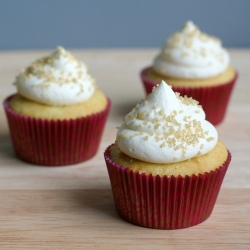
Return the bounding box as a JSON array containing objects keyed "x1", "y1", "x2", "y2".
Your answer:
[
  {"x1": 104, "y1": 144, "x2": 231, "y2": 229},
  {"x1": 4, "y1": 95, "x2": 111, "y2": 166},
  {"x1": 140, "y1": 67, "x2": 237, "y2": 126}
]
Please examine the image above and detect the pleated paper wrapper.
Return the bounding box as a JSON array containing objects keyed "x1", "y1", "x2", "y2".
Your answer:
[
  {"x1": 104, "y1": 144, "x2": 231, "y2": 229},
  {"x1": 140, "y1": 67, "x2": 237, "y2": 126},
  {"x1": 4, "y1": 95, "x2": 111, "y2": 166}
]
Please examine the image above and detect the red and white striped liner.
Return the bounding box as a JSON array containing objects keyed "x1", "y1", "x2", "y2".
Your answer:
[
  {"x1": 4, "y1": 95, "x2": 111, "y2": 166},
  {"x1": 104, "y1": 144, "x2": 231, "y2": 229},
  {"x1": 140, "y1": 67, "x2": 237, "y2": 126}
]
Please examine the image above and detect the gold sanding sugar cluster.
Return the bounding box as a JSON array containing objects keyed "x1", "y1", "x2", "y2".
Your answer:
[
  {"x1": 117, "y1": 85, "x2": 214, "y2": 158},
  {"x1": 14, "y1": 47, "x2": 95, "y2": 93},
  {"x1": 165, "y1": 22, "x2": 225, "y2": 63}
]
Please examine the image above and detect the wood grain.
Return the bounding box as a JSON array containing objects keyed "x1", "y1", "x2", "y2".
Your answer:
[
  {"x1": 0, "y1": 189, "x2": 249, "y2": 250},
  {"x1": 0, "y1": 49, "x2": 249, "y2": 249}
]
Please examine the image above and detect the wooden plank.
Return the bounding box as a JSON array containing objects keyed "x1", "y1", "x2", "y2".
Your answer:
[
  {"x1": 0, "y1": 49, "x2": 249, "y2": 249},
  {"x1": 0, "y1": 189, "x2": 249, "y2": 249}
]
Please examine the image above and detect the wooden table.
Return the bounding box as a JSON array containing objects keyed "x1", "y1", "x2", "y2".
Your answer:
[{"x1": 0, "y1": 49, "x2": 249, "y2": 249}]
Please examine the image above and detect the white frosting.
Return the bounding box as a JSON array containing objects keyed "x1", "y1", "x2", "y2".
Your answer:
[
  {"x1": 116, "y1": 81, "x2": 218, "y2": 163},
  {"x1": 14, "y1": 46, "x2": 95, "y2": 106},
  {"x1": 153, "y1": 21, "x2": 230, "y2": 79}
]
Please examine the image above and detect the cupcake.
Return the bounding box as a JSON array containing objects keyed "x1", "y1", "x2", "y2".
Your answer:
[
  {"x1": 4, "y1": 46, "x2": 111, "y2": 166},
  {"x1": 141, "y1": 21, "x2": 237, "y2": 125},
  {"x1": 104, "y1": 81, "x2": 231, "y2": 229}
]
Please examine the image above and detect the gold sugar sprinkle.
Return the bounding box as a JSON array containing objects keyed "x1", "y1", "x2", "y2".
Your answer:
[
  {"x1": 131, "y1": 133, "x2": 140, "y2": 138},
  {"x1": 206, "y1": 137, "x2": 214, "y2": 142},
  {"x1": 155, "y1": 123, "x2": 161, "y2": 129}
]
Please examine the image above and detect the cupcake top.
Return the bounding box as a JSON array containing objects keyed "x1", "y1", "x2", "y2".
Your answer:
[
  {"x1": 153, "y1": 21, "x2": 230, "y2": 79},
  {"x1": 14, "y1": 46, "x2": 95, "y2": 106},
  {"x1": 116, "y1": 81, "x2": 218, "y2": 164}
]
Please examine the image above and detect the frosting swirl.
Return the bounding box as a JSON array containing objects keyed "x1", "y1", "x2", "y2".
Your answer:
[
  {"x1": 153, "y1": 21, "x2": 230, "y2": 79},
  {"x1": 14, "y1": 46, "x2": 95, "y2": 106},
  {"x1": 116, "y1": 81, "x2": 218, "y2": 163}
]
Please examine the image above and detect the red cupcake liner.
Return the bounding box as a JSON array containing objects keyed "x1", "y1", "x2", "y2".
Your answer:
[
  {"x1": 140, "y1": 67, "x2": 238, "y2": 126},
  {"x1": 104, "y1": 144, "x2": 231, "y2": 229},
  {"x1": 4, "y1": 95, "x2": 111, "y2": 166}
]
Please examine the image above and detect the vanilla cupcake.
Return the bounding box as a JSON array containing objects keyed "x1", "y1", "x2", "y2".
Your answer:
[
  {"x1": 104, "y1": 81, "x2": 231, "y2": 229},
  {"x1": 4, "y1": 47, "x2": 111, "y2": 166},
  {"x1": 141, "y1": 21, "x2": 237, "y2": 125}
]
